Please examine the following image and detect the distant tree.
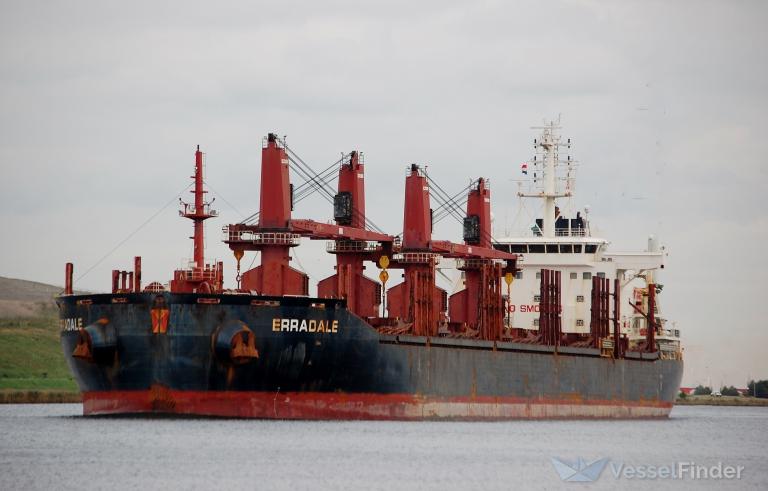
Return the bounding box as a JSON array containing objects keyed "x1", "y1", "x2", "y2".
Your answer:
[
  {"x1": 720, "y1": 386, "x2": 740, "y2": 396},
  {"x1": 677, "y1": 391, "x2": 687, "y2": 399},
  {"x1": 747, "y1": 380, "x2": 768, "y2": 398},
  {"x1": 693, "y1": 385, "x2": 712, "y2": 396}
]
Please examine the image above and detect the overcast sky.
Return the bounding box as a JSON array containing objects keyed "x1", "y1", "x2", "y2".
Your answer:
[{"x1": 1, "y1": 0, "x2": 766, "y2": 387}]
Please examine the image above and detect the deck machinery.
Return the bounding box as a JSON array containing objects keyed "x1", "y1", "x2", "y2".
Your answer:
[{"x1": 223, "y1": 133, "x2": 517, "y2": 339}]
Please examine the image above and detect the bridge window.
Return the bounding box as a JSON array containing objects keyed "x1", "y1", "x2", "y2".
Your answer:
[
  {"x1": 585, "y1": 244, "x2": 598, "y2": 253},
  {"x1": 528, "y1": 244, "x2": 545, "y2": 253},
  {"x1": 493, "y1": 244, "x2": 511, "y2": 253},
  {"x1": 510, "y1": 244, "x2": 527, "y2": 253},
  {"x1": 546, "y1": 244, "x2": 559, "y2": 253},
  {"x1": 560, "y1": 244, "x2": 573, "y2": 253},
  {"x1": 573, "y1": 244, "x2": 583, "y2": 253}
]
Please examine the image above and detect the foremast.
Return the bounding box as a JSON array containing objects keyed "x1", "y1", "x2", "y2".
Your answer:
[{"x1": 170, "y1": 146, "x2": 223, "y2": 293}]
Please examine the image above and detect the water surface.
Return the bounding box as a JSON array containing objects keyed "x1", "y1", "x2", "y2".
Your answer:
[{"x1": 0, "y1": 405, "x2": 765, "y2": 490}]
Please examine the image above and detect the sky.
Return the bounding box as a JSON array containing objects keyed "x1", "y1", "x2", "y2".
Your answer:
[{"x1": 1, "y1": 0, "x2": 766, "y2": 387}]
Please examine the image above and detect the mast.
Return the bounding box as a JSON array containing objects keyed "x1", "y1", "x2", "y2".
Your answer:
[
  {"x1": 191, "y1": 146, "x2": 209, "y2": 268},
  {"x1": 170, "y1": 145, "x2": 222, "y2": 293},
  {"x1": 542, "y1": 128, "x2": 557, "y2": 237},
  {"x1": 518, "y1": 120, "x2": 572, "y2": 238}
]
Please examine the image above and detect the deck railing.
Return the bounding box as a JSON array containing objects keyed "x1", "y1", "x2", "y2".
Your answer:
[
  {"x1": 222, "y1": 226, "x2": 301, "y2": 246},
  {"x1": 326, "y1": 241, "x2": 381, "y2": 253}
]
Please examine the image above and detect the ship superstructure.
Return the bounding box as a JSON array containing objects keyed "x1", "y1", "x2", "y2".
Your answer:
[
  {"x1": 494, "y1": 121, "x2": 681, "y2": 358},
  {"x1": 57, "y1": 124, "x2": 683, "y2": 420}
]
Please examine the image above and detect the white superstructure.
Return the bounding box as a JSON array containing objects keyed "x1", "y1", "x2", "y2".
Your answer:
[{"x1": 494, "y1": 120, "x2": 680, "y2": 355}]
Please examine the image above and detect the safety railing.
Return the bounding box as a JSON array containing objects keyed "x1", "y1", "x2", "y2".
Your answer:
[
  {"x1": 524, "y1": 227, "x2": 588, "y2": 237},
  {"x1": 179, "y1": 203, "x2": 218, "y2": 217},
  {"x1": 222, "y1": 226, "x2": 301, "y2": 246},
  {"x1": 455, "y1": 258, "x2": 505, "y2": 269},
  {"x1": 326, "y1": 241, "x2": 382, "y2": 253},
  {"x1": 179, "y1": 268, "x2": 219, "y2": 281},
  {"x1": 658, "y1": 342, "x2": 683, "y2": 360},
  {"x1": 392, "y1": 252, "x2": 441, "y2": 264},
  {"x1": 556, "y1": 228, "x2": 586, "y2": 237},
  {"x1": 262, "y1": 134, "x2": 285, "y2": 149}
]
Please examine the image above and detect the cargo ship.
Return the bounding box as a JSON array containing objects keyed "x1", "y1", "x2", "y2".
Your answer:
[{"x1": 58, "y1": 122, "x2": 683, "y2": 419}]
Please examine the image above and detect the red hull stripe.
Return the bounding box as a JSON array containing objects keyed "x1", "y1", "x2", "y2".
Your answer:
[{"x1": 83, "y1": 389, "x2": 672, "y2": 420}]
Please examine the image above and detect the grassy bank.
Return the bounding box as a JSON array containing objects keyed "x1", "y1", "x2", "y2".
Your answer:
[
  {"x1": 676, "y1": 395, "x2": 768, "y2": 406},
  {"x1": 0, "y1": 310, "x2": 80, "y2": 399},
  {"x1": 0, "y1": 389, "x2": 81, "y2": 403}
]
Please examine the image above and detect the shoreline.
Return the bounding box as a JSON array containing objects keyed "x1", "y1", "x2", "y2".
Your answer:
[
  {"x1": 675, "y1": 396, "x2": 768, "y2": 407},
  {"x1": 0, "y1": 390, "x2": 81, "y2": 404}
]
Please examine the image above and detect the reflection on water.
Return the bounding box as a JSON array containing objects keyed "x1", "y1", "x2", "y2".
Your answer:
[{"x1": 0, "y1": 405, "x2": 765, "y2": 490}]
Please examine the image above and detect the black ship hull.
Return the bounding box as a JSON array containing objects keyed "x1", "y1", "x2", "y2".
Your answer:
[{"x1": 58, "y1": 293, "x2": 683, "y2": 419}]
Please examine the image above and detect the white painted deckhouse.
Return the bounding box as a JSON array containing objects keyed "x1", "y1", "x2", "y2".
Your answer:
[{"x1": 493, "y1": 120, "x2": 680, "y2": 357}]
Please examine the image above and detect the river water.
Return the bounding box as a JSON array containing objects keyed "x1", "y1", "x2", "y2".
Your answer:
[{"x1": 0, "y1": 404, "x2": 765, "y2": 490}]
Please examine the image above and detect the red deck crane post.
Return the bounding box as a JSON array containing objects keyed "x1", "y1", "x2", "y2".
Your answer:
[
  {"x1": 224, "y1": 134, "x2": 394, "y2": 297},
  {"x1": 235, "y1": 134, "x2": 308, "y2": 296},
  {"x1": 448, "y1": 179, "x2": 504, "y2": 340},
  {"x1": 386, "y1": 165, "x2": 446, "y2": 336},
  {"x1": 317, "y1": 151, "x2": 381, "y2": 317}
]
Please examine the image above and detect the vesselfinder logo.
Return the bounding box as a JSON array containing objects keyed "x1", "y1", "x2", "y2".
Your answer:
[
  {"x1": 551, "y1": 457, "x2": 609, "y2": 482},
  {"x1": 551, "y1": 457, "x2": 745, "y2": 482}
]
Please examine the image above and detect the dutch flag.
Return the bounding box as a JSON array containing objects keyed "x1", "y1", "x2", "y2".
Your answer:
[{"x1": 521, "y1": 163, "x2": 528, "y2": 175}]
